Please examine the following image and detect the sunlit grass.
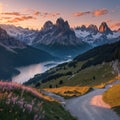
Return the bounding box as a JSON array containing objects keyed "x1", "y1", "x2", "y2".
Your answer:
[
  {"x1": 44, "y1": 86, "x2": 92, "y2": 99},
  {"x1": 0, "y1": 81, "x2": 76, "y2": 120},
  {"x1": 40, "y1": 62, "x2": 117, "y2": 89},
  {"x1": 103, "y1": 83, "x2": 120, "y2": 115}
]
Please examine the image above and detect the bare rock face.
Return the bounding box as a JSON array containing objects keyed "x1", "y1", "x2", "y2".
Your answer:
[
  {"x1": 33, "y1": 17, "x2": 83, "y2": 46},
  {"x1": 42, "y1": 21, "x2": 54, "y2": 31},
  {"x1": 87, "y1": 24, "x2": 98, "y2": 34},
  {"x1": 0, "y1": 27, "x2": 26, "y2": 48},
  {"x1": 56, "y1": 18, "x2": 70, "y2": 31},
  {"x1": 32, "y1": 18, "x2": 90, "y2": 58},
  {"x1": 99, "y1": 22, "x2": 113, "y2": 35}
]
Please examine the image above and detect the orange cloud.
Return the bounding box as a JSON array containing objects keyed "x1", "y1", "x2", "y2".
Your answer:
[
  {"x1": 110, "y1": 23, "x2": 120, "y2": 30},
  {"x1": 41, "y1": 12, "x2": 60, "y2": 18},
  {"x1": 34, "y1": 11, "x2": 41, "y2": 16},
  {"x1": 73, "y1": 11, "x2": 91, "y2": 17},
  {"x1": 1, "y1": 12, "x2": 21, "y2": 16},
  {"x1": 2, "y1": 17, "x2": 12, "y2": 19},
  {"x1": 73, "y1": 9, "x2": 109, "y2": 17},
  {"x1": 7, "y1": 16, "x2": 36, "y2": 23},
  {"x1": 92, "y1": 9, "x2": 108, "y2": 17}
]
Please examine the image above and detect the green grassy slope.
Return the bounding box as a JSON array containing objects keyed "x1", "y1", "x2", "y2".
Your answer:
[
  {"x1": 39, "y1": 62, "x2": 116, "y2": 88},
  {"x1": 103, "y1": 83, "x2": 120, "y2": 115},
  {"x1": 0, "y1": 82, "x2": 75, "y2": 120},
  {"x1": 25, "y1": 40, "x2": 120, "y2": 88}
]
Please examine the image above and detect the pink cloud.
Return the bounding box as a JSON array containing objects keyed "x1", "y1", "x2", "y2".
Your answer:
[
  {"x1": 1, "y1": 12, "x2": 21, "y2": 16},
  {"x1": 110, "y1": 23, "x2": 120, "y2": 30},
  {"x1": 92, "y1": 9, "x2": 108, "y2": 17},
  {"x1": 34, "y1": 11, "x2": 41, "y2": 16},
  {"x1": 73, "y1": 11, "x2": 91, "y2": 17},
  {"x1": 73, "y1": 9, "x2": 109, "y2": 17},
  {"x1": 7, "y1": 16, "x2": 36, "y2": 23},
  {"x1": 41, "y1": 12, "x2": 60, "y2": 18}
]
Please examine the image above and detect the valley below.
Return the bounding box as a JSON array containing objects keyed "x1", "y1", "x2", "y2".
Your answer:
[
  {"x1": 0, "y1": 5, "x2": 120, "y2": 119},
  {"x1": 12, "y1": 59, "x2": 71, "y2": 84}
]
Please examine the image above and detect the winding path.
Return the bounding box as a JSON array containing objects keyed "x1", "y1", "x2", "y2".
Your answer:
[
  {"x1": 43, "y1": 81, "x2": 120, "y2": 120},
  {"x1": 65, "y1": 88, "x2": 120, "y2": 120}
]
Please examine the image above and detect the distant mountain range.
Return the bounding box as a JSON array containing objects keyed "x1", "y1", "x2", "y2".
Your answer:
[
  {"x1": 1, "y1": 18, "x2": 90, "y2": 58},
  {"x1": 0, "y1": 17, "x2": 120, "y2": 80},
  {"x1": 0, "y1": 27, "x2": 55, "y2": 80},
  {"x1": 74, "y1": 22, "x2": 120, "y2": 46},
  {"x1": 1, "y1": 18, "x2": 120, "y2": 58},
  {"x1": 32, "y1": 18, "x2": 91, "y2": 58},
  {"x1": 0, "y1": 24, "x2": 38, "y2": 45}
]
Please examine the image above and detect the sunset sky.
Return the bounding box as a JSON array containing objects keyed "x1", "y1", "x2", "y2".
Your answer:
[{"x1": 0, "y1": 0, "x2": 120, "y2": 30}]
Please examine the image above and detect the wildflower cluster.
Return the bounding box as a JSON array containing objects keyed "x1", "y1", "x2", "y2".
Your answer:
[{"x1": 0, "y1": 81, "x2": 45, "y2": 120}]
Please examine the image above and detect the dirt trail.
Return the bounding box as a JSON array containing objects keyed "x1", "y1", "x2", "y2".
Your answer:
[
  {"x1": 90, "y1": 95, "x2": 110, "y2": 108},
  {"x1": 43, "y1": 80, "x2": 120, "y2": 120},
  {"x1": 65, "y1": 89, "x2": 120, "y2": 120}
]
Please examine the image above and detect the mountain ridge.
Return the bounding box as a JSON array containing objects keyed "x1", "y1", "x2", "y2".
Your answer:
[
  {"x1": 1, "y1": 18, "x2": 120, "y2": 58},
  {"x1": 25, "y1": 39, "x2": 120, "y2": 86},
  {"x1": 0, "y1": 27, "x2": 55, "y2": 80}
]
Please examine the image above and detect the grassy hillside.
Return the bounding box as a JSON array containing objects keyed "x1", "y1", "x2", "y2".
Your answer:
[
  {"x1": 44, "y1": 86, "x2": 92, "y2": 99},
  {"x1": 25, "y1": 40, "x2": 120, "y2": 90},
  {"x1": 103, "y1": 83, "x2": 120, "y2": 115},
  {"x1": 31, "y1": 62, "x2": 116, "y2": 89},
  {"x1": 0, "y1": 82, "x2": 75, "y2": 120}
]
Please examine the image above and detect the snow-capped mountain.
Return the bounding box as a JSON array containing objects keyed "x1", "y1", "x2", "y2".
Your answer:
[
  {"x1": 32, "y1": 18, "x2": 91, "y2": 57},
  {"x1": 1, "y1": 19, "x2": 120, "y2": 58},
  {"x1": 0, "y1": 24, "x2": 38, "y2": 45},
  {"x1": 0, "y1": 27, "x2": 55, "y2": 80},
  {"x1": 99, "y1": 22, "x2": 113, "y2": 35},
  {"x1": 74, "y1": 22, "x2": 120, "y2": 46},
  {"x1": 0, "y1": 27, "x2": 26, "y2": 51},
  {"x1": 33, "y1": 18, "x2": 84, "y2": 46}
]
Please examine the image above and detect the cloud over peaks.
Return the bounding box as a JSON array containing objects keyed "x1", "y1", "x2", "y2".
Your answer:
[
  {"x1": 92, "y1": 9, "x2": 108, "y2": 17},
  {"x1": 73, "y1": 9, "x2": 109, "y2": 17},
  {"x1": 110, "y1": 22, "x2": 120, "y2": 30},
  {"x1": 7, "y1": 16, "x2": 36, "y2": 23},
  {"x1": 41, "y1": 12, "x2": 60, "y2": 18},
  {"x1": 73, "y1": 11, "x2": 91, "y2": 17},
  {"x1": 1, "y1": 12, "x2": 21, "y2": 16}
]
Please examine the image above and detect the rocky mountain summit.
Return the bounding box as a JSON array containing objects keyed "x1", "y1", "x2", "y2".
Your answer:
[
  {"x1": 99, "y1": 22, "x2": 113, "y2": 35},
  {"x1": 0, "y1": 27, "x2": 26, "y2": 49},
  {"x1": 33, "y1": 18, "x2": 83, "y2": 46}
]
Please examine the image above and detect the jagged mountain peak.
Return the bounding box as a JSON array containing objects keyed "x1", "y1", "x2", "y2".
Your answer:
[
  {"x1": 0, "y1": 27, "x2": 8, "y2": 38},
  {"x1": 0, "y1": 27, "x2": 26, "y2": 49},
  {"x1": 80, "y1": 25, "x2": 87, "y2": 31},
  {"x1": 56, "y1": 17, "x2": 70, "y2": 31},
  {"x1": 87, "y1": 24, "x2": 98, "y2": 34},
  {"x1": 117, "y1": 28, "x2": 120, "y2": 32},
  {"x1": 56, "y1": 17, "x2": 64, "y2": 24},
  {"x1": 33, "y1": 17, "x2": 87, "y2": 47},
  {"x1": 42, "y1": 21, "x2": 54, "y2": 30},
  {"x1": 0, "y1": 24, "x2": 38, "y2": 45},
  {"x1": 75, "y1": 25, "x2": 87, "y2": 31},
  {"x1": 99, "y1": 22, "x2": 113, "y2": 35},
  {"x1": 75, "y1": 24, "x2": 98, "y2": 34}
]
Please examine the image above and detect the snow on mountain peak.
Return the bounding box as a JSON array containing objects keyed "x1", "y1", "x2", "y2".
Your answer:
[
  {"x1": 74, "y1": 22, "x2": 120, "y2": 46},
  {"x1": 0, "y1": 24, "x2": 38, "y2": 45}
]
